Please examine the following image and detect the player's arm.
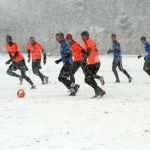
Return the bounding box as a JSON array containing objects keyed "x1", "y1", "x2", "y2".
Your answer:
[
  {"x1": 114, "y1": 43, "x2": 121, "y2": 53},
  {"x1": 81, "y1": 49, "x2": 87, "y2": 64},
  {"x1": 86, "y1": 48, "x2": 91, "y2": 57},
  {"x1": 63, "y1": 46, "x2": 72, "y2": 62},
  {"x1": 39, "y1": 44, "x2": 47, "y2": 65},
  {"x1": 27, "y1": 50, "x2": 31, "y2": 62},
  {"x1": 81, "y1": 48, "x2": 87, "y2": 58},
  {"x1": 6, "y1": 52, "x2": 18, "y2": 64},
  {"x1": 138, "y1": 47, "x2": 147, "y2": 59},
  {"x1": 42, "y1": 50, "x2": 47, "y2": 65},
  {"x1": 55, "y1": 58, "x2": 62, "y2": 64},
  {"x1": 85, "y1": 41, "x2": 93, "y2": 57},
  {"x1": 138, "y1": 53, "x2": 148, "y2": 59},
  {"x1": 107, "y1": 48, "x2": 114, "y2": 54},
  {"x1": 138, "y1": 54, "x2": 142, "y2": 59},
  {"x1": 108, "y1": 43, "x2": 121, "y2": 54}
]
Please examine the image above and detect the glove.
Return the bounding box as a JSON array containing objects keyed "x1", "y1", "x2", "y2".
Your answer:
[
  {"x1": 138, "y1": 55, "x2": 142, "y2": 59},
  {"x1": 81, "y1": 49, "x2": 86, "y2": 54},
  {"x1": 5, "y1": 60, "x2": 11, "y2": 65},
  {"x1": 55, "y1": 60, "x2": 61, "y2": 64},
  {"x1": 43, "y1": 59, "x2": 46, "y2": 65},
  {"x1": 107, "y1": 49, "x2": 111, "y2": 54}
]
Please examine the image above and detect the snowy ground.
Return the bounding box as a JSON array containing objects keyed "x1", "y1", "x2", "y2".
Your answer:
[{"x1": 0, "y1": 54, "x2": 150, "y2": 150}]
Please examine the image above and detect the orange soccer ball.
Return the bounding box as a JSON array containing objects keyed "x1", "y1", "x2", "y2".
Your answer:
[{"x1": 17, "y1": 89, "x2": 25, "y2": 98}]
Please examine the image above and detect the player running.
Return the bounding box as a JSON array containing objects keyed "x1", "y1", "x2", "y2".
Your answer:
[
  {"x1": 27, "y1": 37, "x2": 49, "y2": 84},
  {"x1": 108, "y1": 34, "x2": 132, "y2": 83},
  {"x1": 138, "y1": 36, "x2": 150, "y2": 76},
  {"x1": 5, "y1": 35, "x2": 36, "y2": 89},
  {"x1": 66, "y1": 34, "x2": 87, "y2": 79},
  {"x1": 55, "y1": 32, "x2": 80, "y2": 96},
  {"x1": 81, "y1": 31, "x2": 105, "y2": 98}
]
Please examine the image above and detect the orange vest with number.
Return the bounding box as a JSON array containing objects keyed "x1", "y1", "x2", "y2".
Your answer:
[{"x1": 84, "y1": 38, "x2": 100, "y2": 65}]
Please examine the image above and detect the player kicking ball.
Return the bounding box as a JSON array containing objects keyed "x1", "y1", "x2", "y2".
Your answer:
[
  {"x1": 108, "y1": 34, "x2": 132, "y2": 83},
  {"x1": 27, "y1": 37, "x2": 49, "y2": 84},
  {"x1": 5, "y1": 35, "x2": 36, "y2": 89},
  {"x1": 55, "y1": 32, "x2": 80, "y2": 96}
]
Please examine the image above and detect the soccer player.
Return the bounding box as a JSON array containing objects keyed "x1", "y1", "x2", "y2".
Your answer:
[
  {"x1": 81, "y1": 31, "x2": 105, "y2": 98},
  {"x1": 55, "y1": 32, "x2": 80, "y2": 96},
  {"x1": 108, "y1": 34, "x2": 132, "y2": 83},
  {"x1": 5, "y1": 35, "x2": 36, "y2": 89},
  {"x1": 66, "y1": 34, "x2": 86, "y2": 77},
  {"x1": 138, "y1": 36, "x2": 150, "y2": 76},
  {"x1": 27, "y1": 37, "x2": 49, "y2": 84}
]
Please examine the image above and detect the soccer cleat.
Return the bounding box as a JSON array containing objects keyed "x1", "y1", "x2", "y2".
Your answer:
[
  {"x1": 31, "y1": 85, "x2": 36, "y2": 89},
  {"x1": 42, "y1": 81, "x2": 46, "y2": 85},
  {"x1": 100, "y1": 76, "x2": 105, "y2": 85},
  {"x1": 45, "y1": 76, "x2": 49, "y2": 84},
  {"x1": 92, "y1": 90, "x2": 106, "y2": 98},
  {"x1": 69, "y1": 92, "x2": 76, "y2": 96},
  {"x1": 115, "y1": 79, "x2": 120, "y2": 83},
  {"x1": 74, "y1": 84, "x2": 80, "y2": 94},
  {"x1": 69, "y1": 87, "x2": 76, "y2": 96},
  {"x1": 68, "y1": 84, "x2": 80, "y2": 96},
  {"x1": 129, "y1": 77, "x2": 133, "y2": 83},
  {"x1": 19, "y1": 76, "x2": 23, "y2": 85}
]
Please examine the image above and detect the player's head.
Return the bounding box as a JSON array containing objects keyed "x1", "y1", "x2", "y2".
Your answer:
[
  {"x1": 140, "y1": 36, "x2": 147, "y2": 45},
  {"x1": 29, "y1": 36, "x2": 36, "y2": 45},
  {"x1": 56, "y1": 32, "x2": 65, "y2": 43},
  {"x1": 111, "y1": 33, "x2": 117, "y2": 42},
  {"x1": 81, "y1": 31, "x2": 89, "y2": 41},
  {"x1": 66, "y1": 34, "x2": 73, "y2": 44},
  {"x1": 6, "y1": 35, "x2": 12, "y2": 44}
]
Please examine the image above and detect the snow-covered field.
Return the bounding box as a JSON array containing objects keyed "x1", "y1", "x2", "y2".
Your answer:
[{"x1": 0, "y1": 55, "x2": 150, "y2": 150}]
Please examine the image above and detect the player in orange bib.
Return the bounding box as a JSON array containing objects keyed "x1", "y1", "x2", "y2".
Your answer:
[
  {"x1": 66, "y1": 34, "x2": 87, "y2": 82},
  {"x1": 27, "y1": 37, "x2": 49, "y2": 84},
  {"x1": 81, "y1": 31, "x2": 105, "y2": 98},
  {"x1": 5, "y1": 35, "x2": 36, "y2": 89}
]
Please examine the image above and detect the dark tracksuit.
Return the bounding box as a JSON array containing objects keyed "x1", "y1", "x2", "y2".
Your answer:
[
  {"x1": 112, "y1": 41, "x2": 131, "y2": 81},
  {"x1": 58, "y1": 40, "x2": 75, "y2": 89},
  {"x1": 143, "y1": 42, "x2": 150, "y2": 76}
]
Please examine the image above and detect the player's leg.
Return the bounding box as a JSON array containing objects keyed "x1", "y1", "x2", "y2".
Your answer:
[
  {"x1": 7, "y1": 63, "x2": 23, "y2": 85},
  {"x1": 37, "y1": 60, "x2": 49, "y2": 84},
  {"x1": 69, "y1": 64, "x2": 80, "y2": 96},
  {"x1": 72, "y1": 61, "x2": 81, "y2": 75},
  {"x1": 32, "y1": 60, "x2": 46, "y2": 84},
  {"x1": 19, "y1": 60, "x2": 35, "y2": 89},
  {"x1": 7, "y1": 63, "x2": 20, "y2": 78},
  {"x1": 118, "y1": 60, "x2": 132, "y2": 82},
  {"x1": 143, "y1": 61, "x2": 150, "y2": 76},
  {"x1": 21, "y1": 70, "x2": 35, "y2": 89},
  {"x1": 71, "y1": 61, "x2": 82, "y2": 84},
  {"x1": 84, "y1": 64, "x2": 105, "y2": 97},
  {"x1": 58, "y1": 64, "x2": 72, "y2": 90},
  {"x1": 92, "y1": 63, "x2": 105, "y2": 85},
  {"x1": 112, "y1": 60, "x2": 120, "y2": 83}
]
